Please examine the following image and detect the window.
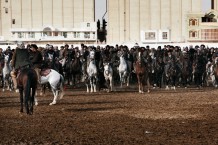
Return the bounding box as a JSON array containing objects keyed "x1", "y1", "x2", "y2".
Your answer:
[
  {"x1": 189, "y1": 31, "x2": 198, "y2": 38},
  {"x1": 18, "y1": 32, "x2": 24, "y2": 38},
  {"x1": 5, "y1": 8, "x2": 8, "y2": 13},
  {"x1": 73, "y1": 32, "x2": 77, "y2": 38},
  {"x1": 28, "y1": 32, "x2": 35, "y2": 38},
  {"x1": 145, "y1": 32, "x2": 156, "y2": 40},
  {"x1": 201, "y1": 29, "x2": 218, "y2": 40},
  {"x1": 93, "y1": 32, "x2": 95, "y2": 39},
  {"x1": 77, "y1": 32, "x2": 80, "y2": 38},
  {"x1": 189, "y1": 19, "x2": 198, "y2": 26},
  {"x1": 162, "y1": 32, "x2": 168, "y2": 40},
  {"x1": 63, "y1": 32, "x2": 67, "y2": 38},
  {"x1": 53, "y1": 31, "x2": 58, "y2": 36},
  {"x1": 87, "y1": 23, "x2": 90, "y2": 27},
  {"x1": 12, "y1": 19, "x2": 15, "y2": 24},
  {"x1": 84, "y1": 32, "x2": 90, "y2": 39},
  {"x1": 43, "y1": 32, "x2": 51, "y2": 37}
]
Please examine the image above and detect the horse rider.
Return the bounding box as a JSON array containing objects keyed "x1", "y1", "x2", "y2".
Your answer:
[
  {"x1": 11, "y1": 42, "x2": 32, "y2": 92},
  {"x1": 29, "y1": 44, "x2": 43, "y2": 84}
]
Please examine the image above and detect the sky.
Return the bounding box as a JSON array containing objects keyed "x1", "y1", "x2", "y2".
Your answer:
[
  {"x1": 95, "y1": 0, "x2": 211, "y2": 22},
  {"x1": 202, "y1": 0, "x2": 211, "y2": 12},
  {"x1": 95, "y1": 0, "x2": 107, "y2": 22}
]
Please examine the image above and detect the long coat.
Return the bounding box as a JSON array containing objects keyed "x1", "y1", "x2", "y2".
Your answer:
[{"x1": 11, "y1": 48, "x2": 31, "y2": 70}]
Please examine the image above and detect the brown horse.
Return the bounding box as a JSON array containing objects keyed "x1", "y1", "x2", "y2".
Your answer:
[
  {"x1": 135, "y1": 51, "x2": 150, "y2": 93},
  {"x1": 17, "y1": 68, "x2": 38, "y2": 115}
]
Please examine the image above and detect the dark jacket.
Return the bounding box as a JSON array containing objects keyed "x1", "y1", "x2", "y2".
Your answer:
[
  {"x1": 29, "y1": 50, "x2": 43, "y2": 68},
  {"x1": 11, "y1": 48, "x2": 31, "y2": 70}
]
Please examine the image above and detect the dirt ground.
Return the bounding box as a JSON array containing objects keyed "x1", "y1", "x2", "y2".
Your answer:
[{"x1": 0, "y1": 86, "x2": 218, "y2": 145}]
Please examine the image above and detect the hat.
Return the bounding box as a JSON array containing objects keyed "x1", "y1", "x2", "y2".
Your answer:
[{"x1": 31, "y1": 44, "x2": 38, "y2": 50}]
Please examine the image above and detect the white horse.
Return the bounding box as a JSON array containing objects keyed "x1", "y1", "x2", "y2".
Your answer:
[
  {"x1": 35, "y1": 69, "x2": 65, "y2": 105},
  {"x1": 2, "y1": 54, "x2": 12, "y2": 92},
  {"x1": 118, "y1": 52, "x2": 129, "y2": 87},
  {"x1": 86, "y1": 50, "x2": 97, "y2": 93},
  {"x1": 103, "y1": 62, "x2": 114, "y2": 92}
]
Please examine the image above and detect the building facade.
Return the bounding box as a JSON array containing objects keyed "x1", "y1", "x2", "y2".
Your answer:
[
  {"x1": 107, "y1": 0, "x2": 202, "y2": 44},
  {"x1": 187, "y1": 0, "x2": 218, "y2": 42},
  {"x1": 0, "y1": 0, "x2": 96, "y2": 44}
]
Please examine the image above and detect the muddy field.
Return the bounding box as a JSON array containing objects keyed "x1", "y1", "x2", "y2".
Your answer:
[{"x1": 0, "y1": 86, "x2": 218, "y2": 145}]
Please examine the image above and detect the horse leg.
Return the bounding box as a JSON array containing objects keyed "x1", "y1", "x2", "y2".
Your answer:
[
  {"x1": 89, "y1": 77, "x2": 93, "y2": 93},
  {"x1": 59, "y1": 81, "x2": 65, "y2": 99},
  {"x1": 171, "y1": 76, "x2": 176, "y2": 90},
  {"x1": 24, "y1": 88, "x2": 30, "y2": 114},
  {"x1": 110, "y1": 77, "x2": 114, "y2": 92},
  {"x1": 30, "y1": 88, "x2": 35, "y2": 115},
  {"x1": 127, "y1": 74, "x2": 130, "y2": 87},
  {"x1": 50, "y1": 89, "x2": 58, "y2": 105},
  {"x1": 137, "y1": 75, "x2": 141, "y2": 93},
  {"x1": 147, "y1": 76, "x2": 150, "y2": 93},
  {"x1": 19, "y1": 88, "x2": 24, "y2": 113},
  {"x1": 165, "y1": 77, "x2": 170, "y2": 90},
  {"x1": 2, "y1": 78, "x2": 5, "y2": 92},
  {"x1": 34, "y1": 94, "x2": 38, "y2": 106},
  {"x1": 86, "y1": 84, "x2": 90, "y2": 93}
]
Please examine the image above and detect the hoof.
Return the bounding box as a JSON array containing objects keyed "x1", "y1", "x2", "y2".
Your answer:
[{"x1": 49, "y1": 102, "x2": 56, "y2": 105}]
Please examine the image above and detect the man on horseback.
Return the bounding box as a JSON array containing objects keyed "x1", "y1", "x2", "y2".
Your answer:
[
  {"x1": 29, "y1": 44, "x2": 43, "y2": 84},
  {"x1": 11, "y1": 42, "x2": 31, "y2": 92}
]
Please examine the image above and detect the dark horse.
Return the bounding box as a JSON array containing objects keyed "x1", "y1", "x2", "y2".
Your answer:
[
  {"x1": 135, "y1": 50, "x2": 150, "y2": 93},
  {"x1": 17, "y1": 68, "x2": 37, "y2": 115},
  {"x1": 192, "y1": 54, "x2": 207, "y2": 88},
  {"x1": 70, "y1": 51, "x2": 82, "y2": 86}
]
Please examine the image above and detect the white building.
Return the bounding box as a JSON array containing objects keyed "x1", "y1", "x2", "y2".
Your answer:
[
  {"x1": 0, "y1": 0, "x2": 96, "y2": 44},
  {"x1": 107, "y1": 0, "x2": 202, "y2": 44}
]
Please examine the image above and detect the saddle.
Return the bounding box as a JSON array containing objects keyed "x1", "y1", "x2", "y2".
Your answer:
[{"x1": 40, "y1": 69, "x2": 51, "y2": 77}]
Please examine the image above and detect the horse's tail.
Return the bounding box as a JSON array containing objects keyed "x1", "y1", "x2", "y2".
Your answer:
[{"x1": 59, "y1": 75, "x2": 65, "y2": 99}]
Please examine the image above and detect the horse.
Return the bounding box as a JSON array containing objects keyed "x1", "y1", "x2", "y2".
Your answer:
[
  {"x1": 17, "y1": 68, "x2": 38, "y2": 115},
  {"x1": 135, "y1": 51, "x2": 150, "y2": 93},
  {"x1": 205, "y1": 61, "x2": 216, "y2": 87},
  {"x1": 118, "y1": 52, "x2": 130, "y2": 88},
  {"x1": 36, "y1": 68, "x2": 65, "y2": 105},
  {"x1": 103, "y1": 62, "x2": 114, "y2": 92},
  {"x1": 45, "y1": 53, "x2": 63, "y2": 76},
  {"x1": 192, "y1": 55, "x2": 207, "y2": 88},
  {"x1": 0, "y1": 58, "x2": 4, "y2": 87},
  {"x1": 213, "y1": 58, "x2": 218, "y2": 87},
  {"x1": 154, "y1": 57, "x2": 165, "y2": 88},
  {"x1": 2, "y1": 54, "x2": 12, "y2": 91},
  {"x1": 85, "y1": 50, "x2": 98, "y2": 93},
  {"x1": 70, "y1": 51, "x2": 82, "y2": 86}
]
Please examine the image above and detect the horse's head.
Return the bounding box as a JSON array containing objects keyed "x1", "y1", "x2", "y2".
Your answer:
[
  {"x1": 103, "y1": 62, "x2": 111, "y2": 75},
  {"x1": 48, "y1": 53, "x2": 54, "y2": 62},
  {"x1": 75, "y1": 51, "x2": 80, "y2": 58},
  {"x1": 89, "y1": 50, "x2": 95, "y2": 60},
  {"x1": 215, "y1": 57, "x2": 218, "y2": 65},
  {"x1": 4, "y1": 54, "x2": 10, "y2": 63}
]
